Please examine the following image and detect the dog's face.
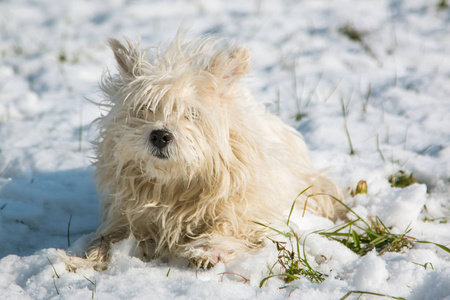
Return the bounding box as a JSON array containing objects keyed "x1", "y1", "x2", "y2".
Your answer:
[{"x1": 99, "y1": 37, "x2": 251, "y2": 181}]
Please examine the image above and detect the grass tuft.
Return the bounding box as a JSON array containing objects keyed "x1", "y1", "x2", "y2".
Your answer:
[
  {"x1": 319, "y1": 195, "x2": 450, "y2": 256},
  {"x1": 58, "y1": 51, "x2": 67, "y2": 63},
  {"x1": 319, "y1": 198, "x2": 416, "y2": 256},
  {"x1": 258, "y1": 232, "x2": 327, "y2": 287},
  {"x1": 338, "y1": 23, "x2": 381, "y2": 65},
  {"x1": 388, "y1": 170, "x2": 418, "y2": 188},
  {"x1": 437, "y1": 0, "x2": 448, "y2": 9},
  {"x1": 256, "y1": 198, "x2": 327, "y2": 289},
  {"x1": 339, "y1": 23, "x2": 364, "y2": 42},
  {"x1": 254, "y1": 191, "x2": 449, "y2": 295}
]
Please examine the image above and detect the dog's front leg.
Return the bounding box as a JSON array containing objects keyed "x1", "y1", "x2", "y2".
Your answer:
[
  {"x1": 63, "y1": 210, "x2": 130, "y2": 271},
  {"x1": 85, "y1": 209, "x2": 130, "y2": 267}
]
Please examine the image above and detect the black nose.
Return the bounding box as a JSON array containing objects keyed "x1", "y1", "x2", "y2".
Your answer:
[{"x1": 149, "y1": 130, "x2": 173, "y2": 149}]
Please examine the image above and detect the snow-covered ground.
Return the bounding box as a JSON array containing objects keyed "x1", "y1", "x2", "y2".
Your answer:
[{"x1": 1, "y1": 0, "x2": 449, "y2": 299}]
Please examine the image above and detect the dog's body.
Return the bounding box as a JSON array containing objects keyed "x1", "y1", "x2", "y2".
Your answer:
[{"x1": 83, "y1": 35, "x2": 341, "y2": 269}]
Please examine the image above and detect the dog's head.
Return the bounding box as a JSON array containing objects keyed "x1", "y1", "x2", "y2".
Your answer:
[{"x1": 97, "y1": 36, "x2": 252, "y2": 182}]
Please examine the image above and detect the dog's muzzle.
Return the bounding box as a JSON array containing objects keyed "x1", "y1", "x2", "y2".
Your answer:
[{"x1": 149, "y1": 129, "x2": 173, "y2": 159}]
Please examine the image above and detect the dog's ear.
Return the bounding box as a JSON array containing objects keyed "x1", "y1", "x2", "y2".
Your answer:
[
  {"x1": 108, "y1": 38, "x2": 144, "y2": 76},
  {"x1": 208, "y1": 45, "x2": 251, "y2": 82}
]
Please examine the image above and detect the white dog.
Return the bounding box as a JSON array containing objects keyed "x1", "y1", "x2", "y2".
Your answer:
[{"x1": 80, "y1": 34, "x2": 342, "y2": 270}]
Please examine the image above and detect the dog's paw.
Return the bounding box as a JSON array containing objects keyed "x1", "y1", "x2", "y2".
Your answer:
[
  {"x1": 188, "y1": 248, "x2": 228, "y2": 270},
  {"x1": 189, "y1": 256, "x2": 217, "y2": 269},
  {"x1": 58, "y1": 250, "x2": 108, "y2": 272}
]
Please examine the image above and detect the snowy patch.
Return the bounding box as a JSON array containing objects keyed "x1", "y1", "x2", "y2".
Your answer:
[{"x1": 1, "y1": 0, "x2": 449, "y2": 299}]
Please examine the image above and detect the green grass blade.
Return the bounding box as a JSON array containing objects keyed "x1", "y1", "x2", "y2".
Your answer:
[
  {"x1": 52, "y1": 277, "x2": 60, "y2": 295},
  {"x1": 309, "y1": 193, "x2": 370, "y2": 228},
  {"x1": 340, "y1": 290, "x2": 406, "y2": 300},
  {"x1": 67, "y1": 214, "x2": 72, "y2": 248},
  {"x1": 319, "y1": 232, "x2": 353, "y2": 238},
  {"x1": 368, "y1": 235, "x2": 389, "y2": 248},
  {"x1": 47, "y1": 257, "x2": 60, "y2": 279},
  {"x1": 259, "y1": 274, "x2": 295, "y2": 288},
  {"x1": 253, "y1": 221, "x2": 291, "y2": 238},
  {"x1": 287, "y1": 186, "x2": 313, "y2": 226},
  {"x1": 416, "y1": 240, "x2": 450, "y2": 253},
  {"x1": 300, "y1": 232, "x2": 324, "y2": 280},
  {"x1": 375, "y1": 216, "x2": 391, "y2": 233},
  {"x1": 325, "y1": 219, "x2": 360, "y2": 234},
  {"x1": 352, "y1": 230, "x2": 361, "y2": 250}
]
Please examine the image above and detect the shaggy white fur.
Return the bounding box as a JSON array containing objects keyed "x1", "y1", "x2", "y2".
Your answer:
[{"x1": 72, "y1": 34, "x2": 342, "y2": 270}]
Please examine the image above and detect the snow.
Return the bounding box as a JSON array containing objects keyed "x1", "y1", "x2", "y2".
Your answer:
[{"x1": 1, "y1": 0, "x2": 450, "y2": 299}]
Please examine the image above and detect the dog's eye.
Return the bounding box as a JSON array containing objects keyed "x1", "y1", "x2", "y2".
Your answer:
[
  {"x1": 185, "y1": 108, "x2": 200, "y2": 121},
  {"x1": 137, "y1": 110, "x2": 145, "y2": 119},
  {"x1": 137, "y1": 105, "x2": 154, "y2": 119}
]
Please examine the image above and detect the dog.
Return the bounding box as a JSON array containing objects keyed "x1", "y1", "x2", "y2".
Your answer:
[{"x1": 79, "y1": 34, "x2": 342, "y2": 270}]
